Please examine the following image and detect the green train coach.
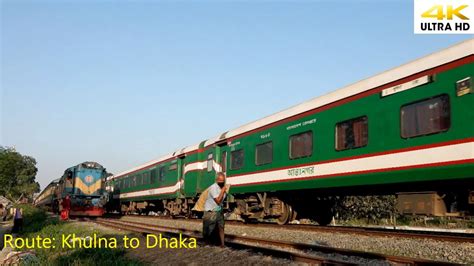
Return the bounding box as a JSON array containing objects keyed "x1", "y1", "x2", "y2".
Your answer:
[{"x1": 107, "y1": 39, "x2": 474, "y2": 224}]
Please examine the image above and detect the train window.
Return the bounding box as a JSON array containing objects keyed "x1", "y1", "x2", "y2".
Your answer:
[
  {"x1": 401, "y1": 94, "x2": 450, "y2": 138},
  {"x1": 335, "y1": 116, "x2": 368, "y2": 151},
  {"x1": 137, "y1": 174, "x2": 143, "y2": 186},
  {"x1": 289, "y1": 131, "x2": 313, "y2": 159},
  {"x1": 144, "y1": 172, "x2": 150, "y2": 184},
  {"x1": 207, "y1": 153, "x2": 213, "y2": 172},
  {"x1": 124, "y1": 178, "x2": 129, "y2": 188},
  {"x1": 159, "y1": 166, "x2": 166, "y2": 182},
  {"x1": 151, "y1": 169, "x2": 157, "y2": 183},
  {"x1": 255, "y1": 141, "x2": 273, "y2": 166},
  {"x1": 132, "y1": 176, "x2": 137, "y2": 187},
  {"x1": 169, "y1": 163, "x2": 177, "y2": 171},
  {"x1": 230, "y1": 149, "x2": 244, "y2": 170}
]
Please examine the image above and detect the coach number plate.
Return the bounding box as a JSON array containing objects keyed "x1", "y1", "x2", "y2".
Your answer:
[{"x1": 456, "y1": 77, "x2": 471, "y2": 96}]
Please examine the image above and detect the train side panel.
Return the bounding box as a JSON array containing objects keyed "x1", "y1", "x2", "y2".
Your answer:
[{"x1": 223, "y1": 61, "x2": 473, "y2": 194}]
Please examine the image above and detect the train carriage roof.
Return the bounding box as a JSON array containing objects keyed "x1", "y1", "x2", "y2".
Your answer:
[
  {"x1": 112, "y1": 144, "x2": 201, "y2": 179},
  {"x1": 204, "y1": 39, "x2": 473, "y2": 147},
  {"x1": 112, "y1": 152, "x2": 174, "y2": 179}
]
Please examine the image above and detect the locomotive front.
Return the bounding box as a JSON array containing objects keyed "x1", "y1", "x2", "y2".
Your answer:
[{"x1": 59, "y1": 161, "x2": 108, "y2": 216}]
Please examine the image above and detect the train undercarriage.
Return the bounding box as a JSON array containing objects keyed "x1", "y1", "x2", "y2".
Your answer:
[{"x1": 112, "y1": 180, "x2": 474, "y2": 225}]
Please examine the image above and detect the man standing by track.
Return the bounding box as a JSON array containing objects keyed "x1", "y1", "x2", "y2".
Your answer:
[{"x1": 203, "y1": 172, "x2": 230, "y2": 247}]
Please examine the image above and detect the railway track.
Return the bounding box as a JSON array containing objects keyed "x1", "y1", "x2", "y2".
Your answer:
[
  {"x1": 105, "y1": 214, "x2": 474, "y2": 244},
  {"x1": 94, "y1": 217, "x2": 448, "y2": 265}
]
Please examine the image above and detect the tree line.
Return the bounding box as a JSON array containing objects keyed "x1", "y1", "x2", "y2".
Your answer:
[{"x1": 0, "y1": 146, "x2": 40, "y2": 201}]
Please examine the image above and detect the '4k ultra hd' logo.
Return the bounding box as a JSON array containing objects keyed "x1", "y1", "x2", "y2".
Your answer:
[{"x1": 414, "y1": 0, "x2": 473, "y2": 34}]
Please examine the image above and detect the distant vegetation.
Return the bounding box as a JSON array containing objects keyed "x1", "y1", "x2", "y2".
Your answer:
[{"x1": 0, "y1": 146, "x2": 40, "y2": 200}]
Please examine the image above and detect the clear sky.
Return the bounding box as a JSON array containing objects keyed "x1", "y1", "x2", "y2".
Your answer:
[{"x1": 1, "y1": 0, "x2": 471, "y2": 190}]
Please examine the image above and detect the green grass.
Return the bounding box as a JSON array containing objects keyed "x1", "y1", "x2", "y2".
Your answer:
[
  {"x1": 55, "y1": 248, "x2": 139, "y2": 266},
  {"x1": 468, "y1": 220, "x2": 474, "y2": 229},
  {"x1": 14, "y1": 205, "x2": 143, "y2": 266}
]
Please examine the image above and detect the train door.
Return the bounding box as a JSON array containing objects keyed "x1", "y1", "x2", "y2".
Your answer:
[
  {"x1": 182, "y1": 155, "x2": 198, "y2": 197},
  {"x1": 65, "y1": 169, "x2": 74, "y2": 196},
  {"x1": 216, "y1": 143, "x2": 231, "y2": 209},
  {"x1": 216, "y1": 142, "x2": 228, "y2": 176},
  {"x1": 178, "y1": 156, "x2": 186, "y2": 195},
  {"x1": 220, "y1": 151, "x2": 227, "y2": 174}
]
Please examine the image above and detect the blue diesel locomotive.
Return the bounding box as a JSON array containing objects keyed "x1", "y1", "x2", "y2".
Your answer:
[{"x1": 56, "y1": 161, "x2": 108, "y2": 216}]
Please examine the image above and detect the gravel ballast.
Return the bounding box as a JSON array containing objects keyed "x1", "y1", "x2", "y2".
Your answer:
[{"x1": 119, "y1": 216, "x2": 474, "y2": 264}]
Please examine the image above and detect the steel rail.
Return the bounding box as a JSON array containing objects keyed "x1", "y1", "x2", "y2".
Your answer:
[
  {"x1": 105, "y1": 214, "x2": 474, "y2": 244},
  {"x1": 95, "y1": 218, "x2": 448, "y2": 265}
]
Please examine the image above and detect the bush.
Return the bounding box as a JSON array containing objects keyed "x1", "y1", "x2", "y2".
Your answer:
[
  {"x1": 15, "y1": 204, "x2": 59, "y2": 234},
  {"x1": 468, "y1": 220, "x2": 474, "y2": 229},
  {"x1": 334, "y1": 195, "x2": 397, "y2": 222}
]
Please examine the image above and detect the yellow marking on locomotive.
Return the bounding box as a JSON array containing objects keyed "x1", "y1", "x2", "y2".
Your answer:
[{"x1": 74, "y1": 177, "x2": 102, "y2": 195}]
